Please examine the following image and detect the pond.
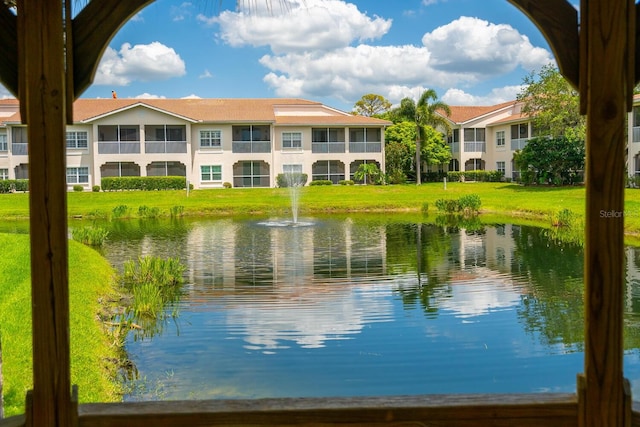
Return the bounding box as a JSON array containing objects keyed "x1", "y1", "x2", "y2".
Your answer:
[{"x1": 97, "y1": 214, "x2": 640, "y2": 401}]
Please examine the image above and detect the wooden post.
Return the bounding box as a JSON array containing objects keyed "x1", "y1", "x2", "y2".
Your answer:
[
  {"x1": 18, "y1": 0, "x2": 74, "y2": 425},
  {"x1": 580, "y1": 0, "x2": 635, "y2": 425}
]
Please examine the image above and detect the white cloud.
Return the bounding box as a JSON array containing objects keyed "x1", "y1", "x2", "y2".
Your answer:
[
  {"x1": 199, "y1": 69, "x2": 213, "y2": 79},
  {"x1": 133, "y1": 93, "x2": 167, "y2": 99},
  {"x1": 258, "y1": 15, "x2": 551, "y2": 107},
  {"x1": 199, "y1": 0, "x2": 391, "y2": 54},
  {"x1": 171, "y1": 2, "x2": 193, "y2": 21},
  {"x1": 181, "y1": 94, "x2": 202, "y2": 99},
  {"x1": 421, "y1": 16, "x2": 552, "y2": 75},
  {"x1": 442, "y1": 85, "x2": 524, "y2": 106},
  {"x1": 94, "y1": 42, "x2": 186, "y2": 86}
]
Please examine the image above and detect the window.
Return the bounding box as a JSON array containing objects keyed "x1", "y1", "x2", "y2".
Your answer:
[
  {"x1": 200, "y1": 130, "x2": 222, "y2": 148},
  {"x1": 497, "y1": 161, "x2": 506, "y2": 174},
  {"x1": 0, "y1": 134, "x2": 6, "y2": 151},
  {"x1": 496, "y1": 131, "x2": 505, "y2": 147},
  {"x1": 201, "y1": 165, "x2": 222, "y2": 182},
  {"x1": 511, "y1": 123, "x2": 529, "y2": 139},
  {"x1": 98, "y1": 125, "x2": 139, "y2": 142},
  {"x1": 463, "y1": 128, "x2": 485, "y2": 142},
  {"x1": 0, "y1": 169, "x2": 8, "y2": 180},
  {"x1": 349, "y1": 128, "x2": 381, "y2": 142},
  {"x1": 67, "y1": 167, "x2": 89, "y2": 184},
  {"x1": 66, "y1": 131, "x2": 88, "y2": 149},
  {"x1": 283, "y1": 164, "x2": 302, "y2": 174},
  {"x1": 282, "y1": 132, "x2": 302, "y2": 150},
  {"x1": 312, "y1": 128, "x2": 342, "y2": 142},
  {"x1": 145, "y1": 125, "x2": 186, "y2": 142},
  {"x1": 232, "y1": 125, "x2": 270, "y2": 141},
  {"x1": 634, "y1": 106, "x2": 640, "y2": 127},
  {"x1": 12, "y1": 127, "x2": 27, "y2": 143}
]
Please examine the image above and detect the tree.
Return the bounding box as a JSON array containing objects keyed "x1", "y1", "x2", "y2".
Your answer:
[
  {"x1": 353, "y1": 94, "x2": 392, "y2": 117},
  {"x1": 390, "y1": 90, "x2": 451, "y2": 184},
  {"x1": 517, "y1": 64, "x2": 585, "y2": 139},
  {"x1": 384, "y1": 121, "x2": 417, "y2": 183},
  {"x1": 513, "y1": 135, "x2": 585, "y2": 185},
  {"x1": 353, "y1": 162, "x2": 381, "y2": 185}
]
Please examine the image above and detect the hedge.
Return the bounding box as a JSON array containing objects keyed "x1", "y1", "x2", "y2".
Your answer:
[
  {"x1": 101, "y1": 176, "x2": 186, "y2": 191},
  {"x1": 446, "y1": 170, "x2": 504, "y2": 182},
  {"x1": 0, "y1": 179, "x2": 29, "y2": 193}
]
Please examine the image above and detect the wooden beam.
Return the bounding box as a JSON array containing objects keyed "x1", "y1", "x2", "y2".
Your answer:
[
  {"x1": 507, "y1": 0, "x2": 579, "y2": 88},
  {"x1": 580, "y1": 0, "x2": 634, "y2": 425},
  {"x1": 19, "y1": 0, "x2": 74, "y2": 425},
  {"x1": 0, "y1": 6, "x2": 18, "y2": 97},
  {"x1": 72, "y1": 0, "x2": 154, "y2": 98},
  {"x1": 78, "y1": 395, "x2": 578, "y2": 427}
]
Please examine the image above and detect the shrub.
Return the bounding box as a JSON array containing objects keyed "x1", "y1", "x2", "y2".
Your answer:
[
  {"x1": 71, "y1": 226, "x2": 109, "y2": 246},
  {"x1": 276, "y1": 173, "x2": 308, "y2": 188},
  {"x1": 446, "y1": 170, "x2": 503, "y2": 183},
  {"x1": 101, "y1": 176, "x2": 186, "y2": 191},
  {"x1": 459, "y1": 194, "x2": 481, "y2": 214},
  {"x1": 122, "y1": 256, "x2": 186, "y2": 319},
  {"x1": 551, "y1": 208, "x2": 575, "y2": 227},
  {"x1": 138, "y1": 205, "x2": 160, "y2": 219},
  {"x1": 309, "y1": 180, "x2": 333, "y2": 186},
  {"x1": 223, "y1": 182, "x2": 232, "y2": 189},
  {"x1": 0, "y1": 179, "x2": 29, "y2": 193},
  {"x1": 92, "y1": 185, "x2": 101, "y2": 192},
  {"x1": 421, "y1": 202, "x2": 429, "y2": 214},
  {"x1": 435, "y1": 199, "x2": 461, "y2": 213},
  {"x1": 170, "y1": 205, "x2": 184, "y2": 217},
  {"x1": 111, "y1": 205, "x2": 130, "y2": 219},
  {"x1": 386, "y1": 170, "x2": 407, "y2": 185},
  {"x1": 73, "y1": 185, "x2": 84, "y2": 192},
  {"x1": 339, "y1": 180, "x2": 355, "y2": 185}
]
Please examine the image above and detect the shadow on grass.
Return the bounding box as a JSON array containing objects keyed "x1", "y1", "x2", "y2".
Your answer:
[{"x1": 498, "y1": 184, "x2": 585, "y2": 192}]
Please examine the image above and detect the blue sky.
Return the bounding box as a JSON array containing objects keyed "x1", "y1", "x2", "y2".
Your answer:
[{"x1": 2, "y1": 0, "x2": 566, "y2": 112}]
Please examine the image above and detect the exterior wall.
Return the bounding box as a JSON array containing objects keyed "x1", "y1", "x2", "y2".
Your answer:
[{"x1": 0, "y1": 103, "x2": 388, "y2": 190}]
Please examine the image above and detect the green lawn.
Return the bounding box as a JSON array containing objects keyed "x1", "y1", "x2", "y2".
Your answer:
[
  {"x1": 0, "y1": 234, "x2": 121, "y2": 416},
  {"x1": 3, "y1": 182, "x2": 639, "y2": 233}
]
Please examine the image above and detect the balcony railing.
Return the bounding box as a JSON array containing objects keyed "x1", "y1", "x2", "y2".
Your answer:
[
  {"x1": 98, "y1": 141, "x2": 141, "y2": 154},
  {"x1": 12, "y1": 142, "x2": 28, "y2": 156},
  {"x1": 511, "y1": 138, "x2": 529, "y2": 151},
  {"x1": 312, "y1": 141, "x2": 346, "y2": 153},
  {"x1": 449, "y1": 141, "x2": 459, "y2": 153},
  {"x1": 463, "y1": 142, "x2": 486, "y2": 153},
  {"x1": 145, "y1": 141, "x2": 187, "y2": 154},
  {"x1": 232, "y1": 141, "x2": 271, "y2": 153},
  {"x1": 633, "y1": 126, "x2": 640, "y2": 143},
  {"x1": 349, "y1": 141, "x2": 382, "y2": 153}
]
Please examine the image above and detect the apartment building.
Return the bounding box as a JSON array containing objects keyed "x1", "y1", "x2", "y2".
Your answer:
[
  {"x1": 443, "y1": 99, "x2": 540, "y2": 180},
  {"x1": 0, "y1": 98, "x2": 390, "y2": 189}
]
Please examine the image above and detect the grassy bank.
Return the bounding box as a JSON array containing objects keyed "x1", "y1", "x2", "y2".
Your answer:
[
  {"x1": 3, "y1": 182, "x2": 637, "y2": 231},
  {"x1": 0, "y1": 234, "x2": 121, "y2": 416}
]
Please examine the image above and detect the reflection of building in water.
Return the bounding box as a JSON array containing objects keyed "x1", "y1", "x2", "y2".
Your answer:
[
  {"x1": 451, "y1": 224, "x2": 519, "y2": 273},
  {"x1": 440, "y1": 224, "x2": 525, "y2": 318},
  {"x1": 184, "y1": 218, "x2": 387, "y2": 298}
]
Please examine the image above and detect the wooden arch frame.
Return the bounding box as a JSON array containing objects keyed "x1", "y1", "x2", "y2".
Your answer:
[{"x1": 0, "y1": 0, "x2": 637, "y2": 426}]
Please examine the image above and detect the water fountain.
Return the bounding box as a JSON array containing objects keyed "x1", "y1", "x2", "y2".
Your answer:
[{"x1": 259, "y1": 172, "x2": 313, "y2": 227}]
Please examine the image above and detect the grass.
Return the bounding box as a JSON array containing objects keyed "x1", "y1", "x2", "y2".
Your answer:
[
  {"x1": 0, "y1": 182, "x2": 623, "y2": 231},
  {"x1": 0, "y1": 234, "x2": 121, "y2": 416}
]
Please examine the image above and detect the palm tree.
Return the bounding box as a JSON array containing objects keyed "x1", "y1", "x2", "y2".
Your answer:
[{"x1": 395, "y1": 89, "x2": 451, "y2": 184}]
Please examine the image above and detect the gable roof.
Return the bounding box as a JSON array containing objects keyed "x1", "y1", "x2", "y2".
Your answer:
[
  {"x1": 0, "y1": 98, "x2": 392, "y2": 126},
  {"x1": 442, "y1": 100, "x2": 518, "y2": 125}
]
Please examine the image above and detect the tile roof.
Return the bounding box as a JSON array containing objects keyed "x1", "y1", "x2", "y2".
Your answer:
[
  {"x1": 0, "y1": 98, "x2": 390, "y2": 126},
  {"x1": 442, "y1": 100, "x2": 517, "y2": 124}
]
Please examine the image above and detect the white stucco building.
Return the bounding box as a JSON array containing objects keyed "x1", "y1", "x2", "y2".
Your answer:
[{"x1": 0, "y1": 98, "x2": 391, "y2": 189}]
